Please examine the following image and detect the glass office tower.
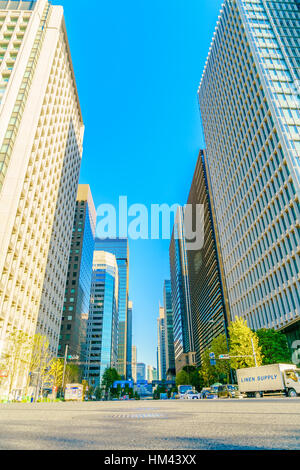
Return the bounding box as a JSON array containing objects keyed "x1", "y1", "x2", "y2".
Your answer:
[
  {"x1": 157, "y1": 306, "x2": 167, "y2": 381},
  {"x1": 59, "y1": 185, "x2": 96, "y2": 365},
  {"x1": 169, "y1": 208, "x2": 196, "y2": 373},
  {"x1": 0, "y1": 0, "x2": 84, "y2": 397},
  {"x1": 187, "y1": 151, "x2": 230, "y2": 366},
  {"x1": 126, "y1": 300, "x2": 133, "y2": 379},
  {"x1": 198, "y1": 0, "x2": 300, "y2": 342},
  {"x1": 94, "y1": 238, "x2": 129, "y2": 378},
  {"x1": 85, "y1": 251, "x2": 118, "y2": 388},
  {"x1": 163, "y1": 281, "x2": 176, "y2": 378},
  {"x1": 136, "y1": 363, "x2": 146, "y2": 382}
]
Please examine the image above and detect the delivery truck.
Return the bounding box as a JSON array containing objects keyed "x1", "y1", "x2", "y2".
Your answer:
[{"x1": 237, "y1": 364, "x2": 300, "y2": 398}]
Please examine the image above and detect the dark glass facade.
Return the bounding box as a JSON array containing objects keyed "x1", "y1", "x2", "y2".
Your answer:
[
  {"x1": 137, "y1": 363, "x2": 146, "y2": 382},
  {"x1": 281, "y1": 320, "x2": 300, "y2": 358},
  {"x1": 59, "y1": 185, "x2": 96, "y2": 365},
  {"x1": 163, "y1": 281, "x2": 175, "y2": 377},
  {"x1": 94, "y1": 238, "x2": 129, "y2": 379},
  {"x1": 187, "y1": 152, "x2": 230, "y2": 366},
  {"x1": 169, "y1": 208, "x2": 195, "y2": 372}
]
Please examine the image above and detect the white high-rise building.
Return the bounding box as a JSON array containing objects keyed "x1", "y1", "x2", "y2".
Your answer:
[
  {"x1": 132, "y1": 345, "x2": 137, "y2": 383},
  {"x1": 198, "y1": 0, "x2": 300, "y2": 343},
  {"x1": 0, "y1": 0, "x2": 84, "y2": 396},
  {"x1": 147, "y1": 365, "x2": 157, "y2": 383}
]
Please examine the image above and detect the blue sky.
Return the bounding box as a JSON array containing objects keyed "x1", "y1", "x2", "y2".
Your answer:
[{"x1": 52, "y1": 0, "x2": 223, "y2": 368}]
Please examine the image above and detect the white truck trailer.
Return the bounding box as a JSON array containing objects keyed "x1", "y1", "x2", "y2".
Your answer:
[
  {"x1": 64, "y1": 384, "x2": 83, "y2": 401},
  {"x1": 237, "y1": 364, "x2": 300, "y2": 398}
]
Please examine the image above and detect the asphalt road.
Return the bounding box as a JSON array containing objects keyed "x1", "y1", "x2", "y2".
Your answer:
[{"x1": 0, "y1": 398, "x2": 300, "y2": 450}]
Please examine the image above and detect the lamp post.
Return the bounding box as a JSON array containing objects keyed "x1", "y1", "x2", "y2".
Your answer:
[{"x1": 61, "y1": 344, "x2": 69, "y2": 397}]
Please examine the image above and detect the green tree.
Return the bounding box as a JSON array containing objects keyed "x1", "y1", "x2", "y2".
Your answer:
[
  {"x1": 200, "y1": 334, "x2": 231, "y2": 386},
  {"x1": 65, "y1": 364, "x2": 81, "y2": 385},
  {"x1": 1, "y1": 331, "x2": 33, "y2": 397},
  {"x1": 200, "y1": 350, "x2": 219, "y2": 387},
  {"x1": 27, "y1": 334, "x2": 51, "y2": 397},
  {"x1": 94, "y1": 386, "x2": 102, "y2": 401},
  {"x1": 101, "y1": 368, "x2": 121, "y2": 399},
  {"x1": 175, "y1": 366, "x2": 204, "y2": 392},
  {"x1": 229, "y1": 317, "x2": 263, "y2": 370},
  {"x1": 82, "y1": 380, "x2": 89, "y2": 400},
  {"x1": 153, "y1": 382, "x2": 169, "y2": 400},
  {"x1": 47, "y1": 358, "x2": 64, "y2": 395},
  {"x1": 175, "y1": 370, "x2": 190, "y2": 387},
  {"x1": 256, "y1": 329, "x2": 291, "y2": 365}
]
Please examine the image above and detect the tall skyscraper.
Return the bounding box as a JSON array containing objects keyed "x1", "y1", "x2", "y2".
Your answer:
[
  {"x1": 84, "y1": 251, "x2": 119, "y2": 388},
  {"x1": 187, "y1": 151, "x2": 230, "y2": 366},
  {"x1": 169, "y1": 208, "x2": 196, "y2": 373},
  {"x1": 132, "y1": 345, "x2": 137, "y2": 383},
  {"x1": 198, "y1": 0, "x2": 300, "y2": 346},
  {"x1": 94, "y1": 238, "x2": 129, "y2": 378},
  {"x1": 136, "y1": 363, "x2": 146, "y2": 382},
  {"x1": 126, "y1": 300, "x2": 133, "y2": 379},
  {"x1": 163, "y1": 280, "x2": 175, "y2": 378},
  {"x1": 59, "y1": 185, "x2": 96, "y2": 364},
  {"x1": 147, "y1": 365, "x2": 157, "y2": 383},
  {"x1": 157, "y1": 306, "x2": 167, "y2": 381},
  {"x1": 0, "y1": 0, "x2": 84, "y2": 395}
]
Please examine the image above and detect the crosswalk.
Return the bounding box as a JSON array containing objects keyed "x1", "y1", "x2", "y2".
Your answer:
[{"x1": 111, "y1": 413, "x2": 163, "y2": 420}]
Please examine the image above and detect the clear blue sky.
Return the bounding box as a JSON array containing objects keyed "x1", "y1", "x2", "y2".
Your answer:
[{"x1": 52, "y1": 0, "x2": 223, "y2": 368}]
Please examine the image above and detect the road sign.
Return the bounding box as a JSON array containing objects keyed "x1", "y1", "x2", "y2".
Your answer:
[
  {"x1": 219, "y1": 355, "x2": 230, "y2": 360},
  {"x1": 113, "y1": 380, "x2": 134, "y2": 389},
  {"x1": 209, "y1": 352, "x2": 216, "y2": 365},
  {"x1": 68, "y1": 355, "x2": 79, "y2": 361}
]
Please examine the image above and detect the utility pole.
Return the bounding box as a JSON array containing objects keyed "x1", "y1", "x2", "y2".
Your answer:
[
  {"x1": 62, "y1": 344, "x2": 69, "y2": 397},
  {"x1": 251, "y1": 338, "x2": 258, "y2": 367}
]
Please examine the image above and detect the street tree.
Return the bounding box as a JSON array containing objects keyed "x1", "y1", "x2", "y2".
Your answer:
[
  {"x1": 256, "y1": 328, "x2": 291, "y2": 365},
  {"x1": 47, "y1": 358, "x2": 64, "y2": 394},
  {"x1": 176, "y1": 366, "x2": 204, "y2": 392},
  {"x1": 1, "y1": 330, "x2": 33, "y2": 396},
  {"x1": 94, "y1": 386, "x2": 102, "y2": 401},
  {"x1": 229, "y1": 317, "x2": 263, "y2": 370},
  {"x1": 101, "y1": 368, "x2": 121, "y2": 398},
  {"x1": 175, "y1": 370, "x2": 190, "y2": 387},
  {"x1": 200, "y1": 334, "x2": 231, "y2": 386},
  {"x1": 65, "y1": 363, "x2": 82, "y2": 385},
  {"x1": 82, "y1": 380, "x2": 89, "y2": 399},
  {"x1": 26, "y1": 334, "x2": 51, "y2": 397}
]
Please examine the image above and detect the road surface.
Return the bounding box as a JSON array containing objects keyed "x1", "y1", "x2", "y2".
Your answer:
[{"x1": 0, "y1": 398, "x2": 299, "y2": 450}]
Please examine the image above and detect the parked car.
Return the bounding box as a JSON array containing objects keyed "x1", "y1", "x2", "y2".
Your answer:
[
  {"x1": 218, "y1": 384, "x2": 242, "y2": 399},
  {"x1": 184, "y1": 390, "x2": 201, "y2": 400},
  {"x1": 178, "y1": 385, "x2": 193, "y2": 399},
  {"x1": 200, "y1": 388, "x2": 218, "y2": 400}
]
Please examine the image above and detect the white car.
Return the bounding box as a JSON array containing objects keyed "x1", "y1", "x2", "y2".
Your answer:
[{"x1": 184, "y1": 390, "x2": 201, "y2": 400}]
